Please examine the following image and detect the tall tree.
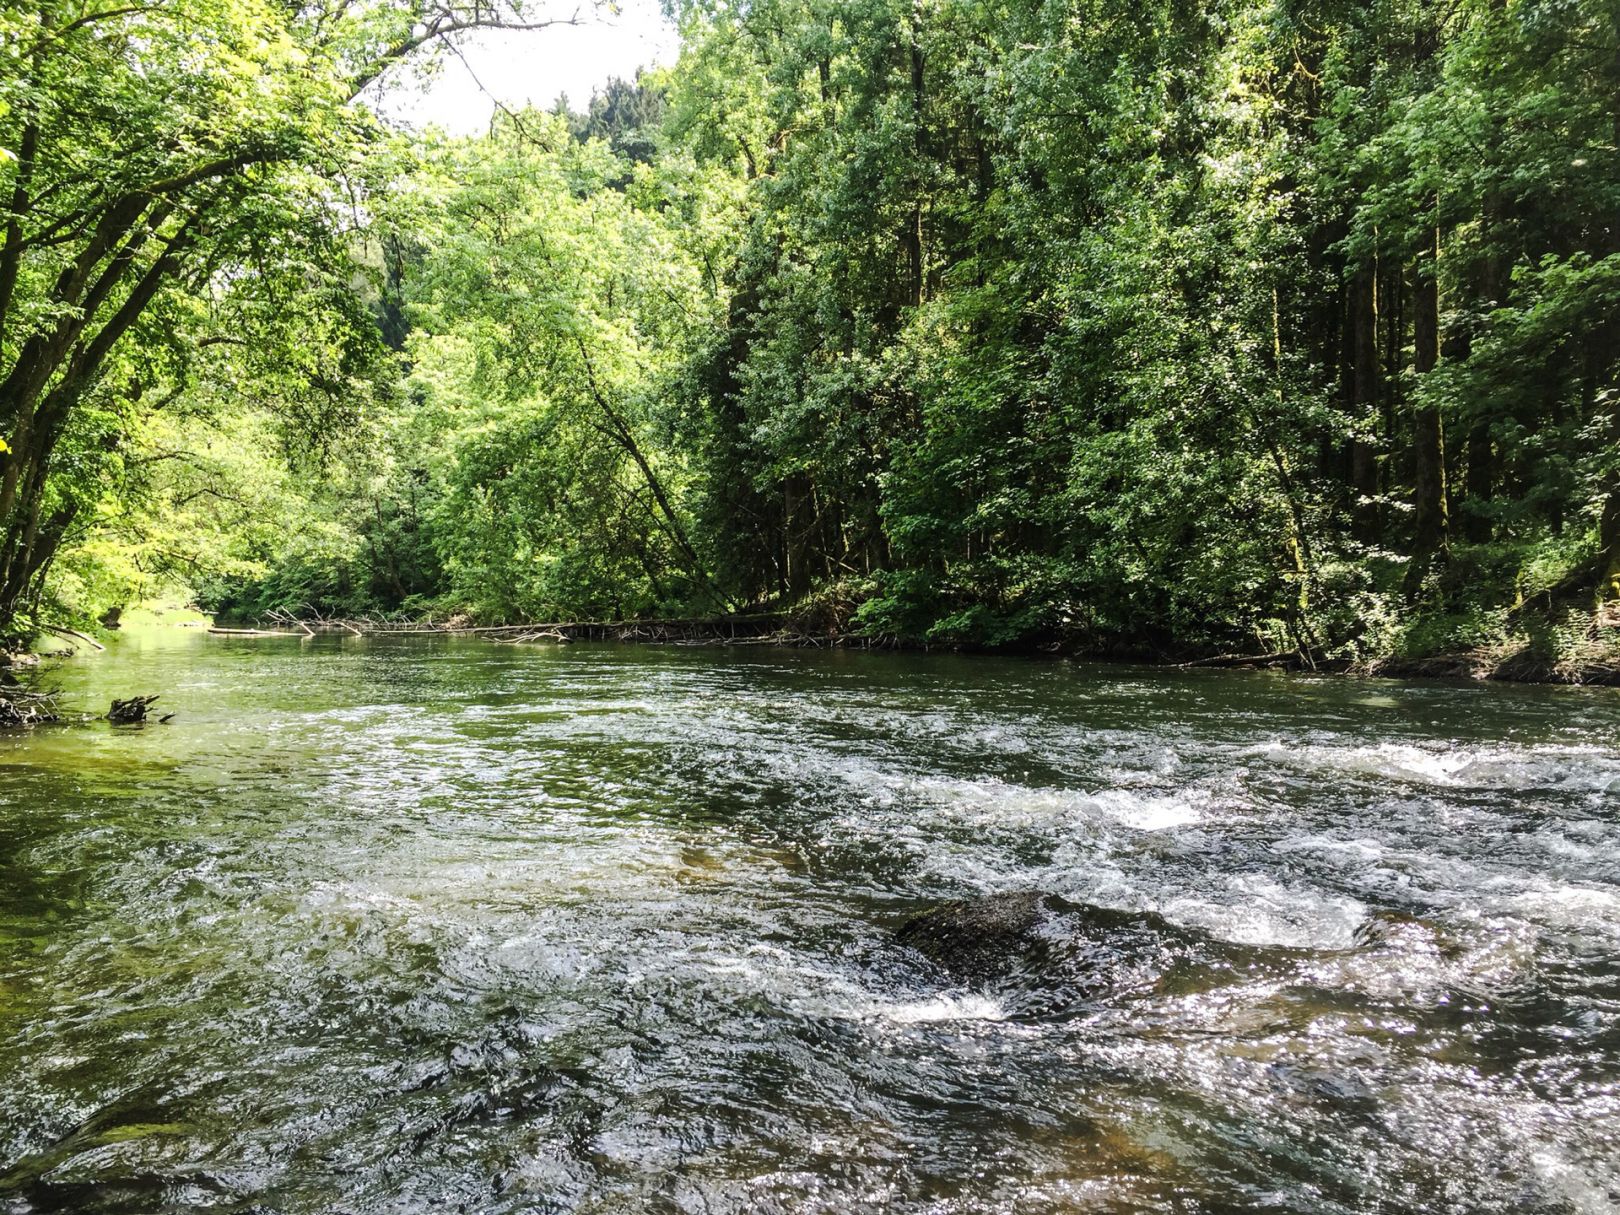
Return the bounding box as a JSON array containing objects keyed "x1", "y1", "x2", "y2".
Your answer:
[{"x1": 0, "y1": 0, "x2": 578, "y2": 634}]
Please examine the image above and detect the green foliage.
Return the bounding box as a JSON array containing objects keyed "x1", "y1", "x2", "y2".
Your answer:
[
  {"x1": 0, "y1": 1, "x2": 603, "y2": 639},
  {"x1": 7, "y1": 0, "x2": 1618, "y2": 663}
]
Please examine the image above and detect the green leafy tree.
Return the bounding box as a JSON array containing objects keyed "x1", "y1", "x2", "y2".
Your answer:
[{"x1": 0, "y1": 0, "x2": 583, "y2": 637}]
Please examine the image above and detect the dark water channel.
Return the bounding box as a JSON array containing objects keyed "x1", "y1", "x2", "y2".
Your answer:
[{"x1": 2, "y1": 629, "x2": 1618, "y2": 1213}]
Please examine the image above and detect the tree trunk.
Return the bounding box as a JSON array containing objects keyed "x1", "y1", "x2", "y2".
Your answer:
[
  {"x1": 1462, "y1": 425, "x2": 1494, "y2": 543},
  {"x1": 1593, "y1": 36, "x2": 1620, "y2": 596},
  {"x1": 905, "y1": 18, "x2": 926, "y2": 309},
  {"x1": 1349, "y1": 264, "x2": 1380, "y2": 525},
  {"x1": 1410, "y1": 223, "x2": 1448, "y2": 578},
  {"x1": 1460, "y1": 191, "x2": 1509, "y2": 544},
  {"x1": 1381, "y1": 255, "x2": 1403, "y2": 497}
]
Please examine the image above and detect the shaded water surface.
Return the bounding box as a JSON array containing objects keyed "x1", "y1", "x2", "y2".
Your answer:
[{"x1": 2, "y1": 630, "x2": 1618, "y2": 1213}]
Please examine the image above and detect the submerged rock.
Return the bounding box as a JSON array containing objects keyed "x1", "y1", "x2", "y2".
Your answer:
[
  {"x1": 897, "y1": 890, "x2": 1061, "y2": 983},
  {"x1": 896, "y1": 891, "x2": 1269, "y2": 1016}
]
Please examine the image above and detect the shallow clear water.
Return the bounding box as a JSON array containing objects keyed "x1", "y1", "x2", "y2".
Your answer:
[{"x1": 2, "y1": 629, "x2": 1618, "y2": 1213}]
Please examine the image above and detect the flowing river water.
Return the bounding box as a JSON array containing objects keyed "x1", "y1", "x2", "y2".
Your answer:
[{"x1": 2, "y1": 629, "x2": 1618, "y2": 1213}]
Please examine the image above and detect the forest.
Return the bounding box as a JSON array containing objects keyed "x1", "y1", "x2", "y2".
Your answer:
[{"x1": 2, "y1": 0, "x2": 1618, "y2": 671}]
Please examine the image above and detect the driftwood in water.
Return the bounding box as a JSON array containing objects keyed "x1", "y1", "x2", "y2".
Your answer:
[
  {"x1": 108, "y1": 695, "x2": 172, "y2": 724},
  {"x1": 208, "y1": 626, "x2": 308, "y2": 637},
  {"x1": 340, "y1": 622, "x2": 592, "y2": 635},
  {"x1": 1176, "y1": 650, "x2": 1300, "y2": 670},
  {"x1": 264, "y1": 609, "x2": 318, "y2": 636},
  {"x1": 490, "y1": 628, "x2": 572, "y2": 644},
  {"x1": 0, "y1": 691, "x2": 58, "y2": 727}
]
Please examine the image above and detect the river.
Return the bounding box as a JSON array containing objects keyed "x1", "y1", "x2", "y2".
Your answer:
[{"x1": 2, "y1": 629, "x2": 1618, "y2": 1213}]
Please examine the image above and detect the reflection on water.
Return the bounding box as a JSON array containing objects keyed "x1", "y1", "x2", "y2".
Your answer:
[{"x1": 2, "y1": 628, "x2": 1619, "y2": 1213}]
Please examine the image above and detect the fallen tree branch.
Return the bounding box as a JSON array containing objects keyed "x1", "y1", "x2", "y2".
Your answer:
[
  {"x1": 42, "y1": 624, "x2": 104, "y2": 651},
  {"x1": 1176, "y1": 650, "x2": 1300, "y2": 669},
  {"x1": 0, "y1": 690, "x2": 58, "y2": 727}
]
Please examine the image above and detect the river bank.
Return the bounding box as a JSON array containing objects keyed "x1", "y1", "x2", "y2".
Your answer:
[
  {"x1": 199, "y1": 609, "x2": 1620, "y2": 688},
  {"x1": 6, "y1": 610, "x2": 1619, "y2": 717},
  {"x1": 1370, "y1": 646, "x2": 1620, "y2": 686}
]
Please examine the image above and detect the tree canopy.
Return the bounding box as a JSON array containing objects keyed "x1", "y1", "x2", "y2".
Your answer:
[{"x1": 4, "y1": 0, "x2": 1618, "y2": 669}]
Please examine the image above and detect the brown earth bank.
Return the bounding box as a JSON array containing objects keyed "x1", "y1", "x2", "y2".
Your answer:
[{"x1": 1368, "y1": 649, "x2": 1620, "y2": 686}]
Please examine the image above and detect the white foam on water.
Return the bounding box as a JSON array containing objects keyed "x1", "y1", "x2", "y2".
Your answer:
[
  {"x1": 1095, "y1": 790, "x2": 1205, "y2": 832},
  {"x1": 673, "y1": 943, "x2": 1024, "y2": 1034},
  {"x1": 1097, "y1": 743, "x2": 1184, "y2": 787},
  {"x1": 1248, "y1": 740, "x2": 1474, "y2": 785},
  {"x1": 301, "y1": 880, "x2": 419, "y2": 915},
  {"x1": 1036, "y1": 853, "x2": 1143, "y2": 906},
  {"x1": 1161, "y1": 874, "x2": 1366, "y2": 948},
  {"x1": 1271, "y1": 834, "x2": 1389, "y2": 865},
  {"x1": 1531, "y1": 1150, "x2": 1620, "y2": 1215},
  {"x1": 1502, "y1": 881, "x2": 1620, "y2": 940},
  {"x1": 1246, "y1": 739, "x2": 1620, "y2": 792},
  {"x1": 878, "y1": 993, "x2": 1010, "y2": 1024},
  {"x1": 848, "y1": 771, "x2": 1212, "y2": 837}
]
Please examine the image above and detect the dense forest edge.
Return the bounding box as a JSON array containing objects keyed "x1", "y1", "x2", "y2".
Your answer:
[{"x1": 1, "y1": 0, "x2": 1618, "y2": 682}]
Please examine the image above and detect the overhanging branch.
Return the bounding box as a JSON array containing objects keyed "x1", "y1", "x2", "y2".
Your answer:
[{"x1": 348, "y1": 4, "x2": 586, "y2": 96}]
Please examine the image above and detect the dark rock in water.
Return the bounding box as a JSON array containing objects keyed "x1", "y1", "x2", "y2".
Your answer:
[
  {"x1": 897, "y1": 891, "x2": 1267, "y2": 1016},
  {"x1": 1351, "y1": 907, "x2": 1456, "y2": 957},
  {"x1": 897, "y1": 891, "x2": 1059, "y2": 983}
]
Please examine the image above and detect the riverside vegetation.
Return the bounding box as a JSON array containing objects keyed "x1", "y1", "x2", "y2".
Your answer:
[{"x1": 1, "y1": 0, "x2": 1619, "y2": 676}]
